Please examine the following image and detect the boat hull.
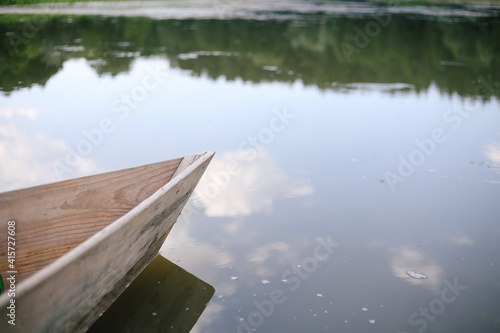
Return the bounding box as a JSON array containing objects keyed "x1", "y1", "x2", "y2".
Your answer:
[{"x1": 0, "y1": 152, "x2": 213, "y2": 333}]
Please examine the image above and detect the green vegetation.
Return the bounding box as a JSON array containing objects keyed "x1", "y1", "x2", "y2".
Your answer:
[{"x1": 0, "y1": 14, "x2": 499, "y2": 99}]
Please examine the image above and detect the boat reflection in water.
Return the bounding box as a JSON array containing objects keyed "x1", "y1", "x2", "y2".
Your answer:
[{"x1": 88, "y1": 254, "x2": 215, "y2": 333}]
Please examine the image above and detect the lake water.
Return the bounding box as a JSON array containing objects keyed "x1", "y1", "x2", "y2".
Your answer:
[{"x1": 1, "y1": 1, "x2": 500, "y2": 332}]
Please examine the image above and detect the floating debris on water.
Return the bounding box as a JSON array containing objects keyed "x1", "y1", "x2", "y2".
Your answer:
[
  {"x1": 261, "y1": 279, "x2": 271, "y2": 285},
  {"x1": 406, "y1": 270, "x2": 428, "y2": 279}
]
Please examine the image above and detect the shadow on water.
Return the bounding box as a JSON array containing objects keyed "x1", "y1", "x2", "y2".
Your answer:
[
  {"x1": 0, "y1": 13, "x2": 499, "y2": 100},
  {"x1": 87, "y1": 254, "x2": 215, "y2": 333}
]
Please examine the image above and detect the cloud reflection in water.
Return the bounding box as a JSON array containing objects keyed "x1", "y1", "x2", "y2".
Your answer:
[
  {"x1": 0, "y1": 107, "x2": 98, "y2": 191},
  {"x1": 391, "y1": 246, "x2": 444, "y2": 293},
  {"x1": 485, "y1": 142, "x2": 500, "y2": 185},
  {"x1": 194, "y1": 149, "x2": 314, "y2": 217}
]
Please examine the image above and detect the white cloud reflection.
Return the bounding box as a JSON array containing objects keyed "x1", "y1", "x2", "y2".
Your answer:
[
  {"x1": 447, "y1": 233, "x2": 474, "y2": 246},
  {"x1": 190, "y1": 302, "x2": 225, "y2": 333},
  {"x1": 485, "y1": 142, "x2": 500, "y2": 185},
  {"x1": 391, "y1": 246, "x2": 443, "y2": 293},
  {"x1": 194, "y1": 150, "x2": 314, "y2": 217},
  {"x1": 0, "y1": 107, "x2": 39, "y2": 121},
  {"x1": 246, "y1": 241, "x2": 290, "y2": 264},
  {"x1": 0, "y1": 117, "x2": 98, "y2": 191},
  {"x1": 485, "y1": 143, "x2": 500, "y2": 163}
]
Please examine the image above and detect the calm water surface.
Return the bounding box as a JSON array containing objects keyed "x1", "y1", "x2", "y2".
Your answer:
[{"x1": 0, "y1": 2, "x2": 499, "y2": 332}]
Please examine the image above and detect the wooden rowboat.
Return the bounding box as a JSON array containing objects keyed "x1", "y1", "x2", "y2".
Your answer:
[{"x1": 0, "y1": 151, "x2": 214, "y2": 333}]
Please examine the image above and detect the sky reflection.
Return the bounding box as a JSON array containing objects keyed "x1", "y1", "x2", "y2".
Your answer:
[
  {"x1": 194, "y1": 150, "x2": 314, "y2": 217},
  {"x1": 1, "y1": 11, "x2": 499, "y2": 332}
]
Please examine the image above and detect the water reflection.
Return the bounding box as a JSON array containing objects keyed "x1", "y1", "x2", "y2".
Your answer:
[
  {"x1": 391, "y1": 246, "x2": 444, "y2": 293},
  {"x1": 447, "y1": 233, "x2": 474, "y2": 246},
  {"x1": 484, "y1": 142, "x2": 500, "y2": 184},
  {"x1": 0, "y1": 106, "x2": 97, "y2": 190},
  {"x1": 1, "y1": 6, "x2": 500, "y2": 333},
  {"x1": 159, "y1": 221, "x2": 236, "y2": 333},
  {"x1": 246, "y1": 241, "x2": 291, "y2": 264},
  {"x1": 194, "y1": 150, "x2": 313, "y2": 217},
  {"x1": 1, "y1": 14, "x2": 499, "y2": 100},
  {"x1": 485, "y1": 143, "x2": 500, "y2": 164},
  {"x1": 88, "y1": 254, "x2": 215, "y2": 333}
]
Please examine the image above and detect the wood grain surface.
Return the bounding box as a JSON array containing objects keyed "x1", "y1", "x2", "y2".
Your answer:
[{"x1": 0, "y1": 157, "x2": 182, "y2": 283}]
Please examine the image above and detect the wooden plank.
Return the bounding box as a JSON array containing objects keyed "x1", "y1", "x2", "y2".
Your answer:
[
  {"x1": 0, "y1": 157, "x2": 182, "y2": 283},
  {"x1": 0, "y1": 151, "x2": 214, "y2": 333},
  {"x1": 87, "y1": 254, "x2": 215, "y2": 333}
]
